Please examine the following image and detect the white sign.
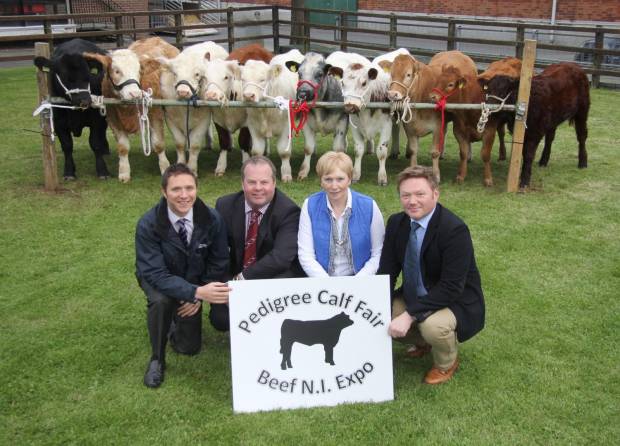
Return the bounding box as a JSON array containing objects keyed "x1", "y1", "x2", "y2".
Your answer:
[{"x1": 229, "y1": 275, "x2": 394, "y2": 413}]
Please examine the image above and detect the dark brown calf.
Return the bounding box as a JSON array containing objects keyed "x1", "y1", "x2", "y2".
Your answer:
[{"x1": 484, "y1": 62, "x2": 589, "y2": 189}]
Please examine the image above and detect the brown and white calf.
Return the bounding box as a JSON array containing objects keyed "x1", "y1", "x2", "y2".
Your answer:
[
  {"x1": 388, "y1": 51, "x2": 477, "y2": 182},
  {"x1": 84, "y1": 37, "x2": 179, "y2": 182},
  {"x1": 158, "y1": 41, "x2": 228, "y2": 175}
]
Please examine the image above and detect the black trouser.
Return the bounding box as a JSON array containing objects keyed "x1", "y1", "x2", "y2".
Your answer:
[
  {"x1": 209, "y1": 303, "x2": 231, "y2": 332},
  {"x1": 140, "y1": 280, "x2": 202, "y2": 363}
]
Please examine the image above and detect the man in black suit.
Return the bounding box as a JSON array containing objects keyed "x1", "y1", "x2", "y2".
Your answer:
[
  {"x1": 214, "y1": 156, "x2": 304, "y2": 330},
  {"x1": 379, "y1": 166, "x2": 485, "y2": 385}
]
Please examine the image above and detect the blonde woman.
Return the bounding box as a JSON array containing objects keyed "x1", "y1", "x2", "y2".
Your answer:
[{"x1": 298, "y1": 152, "x2": 385, "y2": 277}]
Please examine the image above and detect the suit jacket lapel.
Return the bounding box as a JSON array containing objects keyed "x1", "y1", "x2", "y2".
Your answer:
[
  {"x1": 396, "y1": 213, "x2": 410, "y2": 263},
  {"x1": 232, "y1": 195, "x2": 246, "y2": 268},
  {"x1": 420, "y1": 203, "x2": 442, "y2": 258},
  {"x1": 256, "y1": 190, "x2": 277, "y2": 254}
]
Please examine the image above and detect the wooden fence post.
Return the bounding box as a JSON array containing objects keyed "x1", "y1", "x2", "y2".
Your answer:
[
  {"x1": 227, "y1": 7, "x2": 235, "y2": 52},
  {"x1": 592, "y1": 26, "x2": 604, "y2": 89},
  {"x1": 43, "y1": 19, "x2": 53, "y2": 53},
  {"x1": 389, "y1": 14, "x2": 397, "y2": 50},
  {"x1": 507, "y1": 39, "x2": 536, "y2": 193},
  {"x1": 303, "y1": 8, "x2": 310, "y2": 53},
  {"x1": 114, "y1": 16, "x2": 123, "y2": 48},
  {"x1": 340, "y1": 12, "x2": 348, "y2": 51},
  {"x1": 175, "y1": 12, "x2": 184, "y2": 49},
  {"x1": 447, "y1": 20, "x2": 456, "y2": 51},
  {"x1": 515, "y1": 23, "x2": 525, "y2": 58},
  {"x1": 272, "y1": 6, "x2": 280, "y2": 54},
  {"x1": 35, "y1": 42, "x2": 59, "y2": 192}
]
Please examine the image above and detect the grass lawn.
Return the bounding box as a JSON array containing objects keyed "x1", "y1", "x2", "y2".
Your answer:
[{"x1": 0, "y1": 65, "x2": 618, "y2": 445}]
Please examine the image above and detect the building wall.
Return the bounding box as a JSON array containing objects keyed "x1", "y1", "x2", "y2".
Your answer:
[
  {"x1": 71, "y1": 0, "x2": 149, "y2": 30},
  {"x1": 228, "y1": 1, "x2": 620, "y2": 23}
]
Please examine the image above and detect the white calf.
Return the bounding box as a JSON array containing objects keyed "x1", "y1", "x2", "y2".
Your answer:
[
  {"x1": 241, "y1": 59, "x2": 298, "y2": 182},
  {"x1": 159, "y1": 41, "x2": 228, "y2": 175},
  {"x1": 203, "y1": 58, "x2": 249, "y2": 176},
  {"x1": 341, "y1": 62, "x2": 392, "y2": 185}
]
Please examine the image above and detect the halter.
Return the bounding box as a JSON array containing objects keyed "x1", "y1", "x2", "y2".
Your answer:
[
  {"x1": 477, "y1": 91, "x2": 513, "y2": 133},
  {"x1": 109, "y1": 75, "x2": 141, "y2": 92},
  {"x1": 288, "y1": 77, "x2": 324, "y2": 135},
  {"x1": 388, "y1": 73, "x2": 418, "y2": 123},
  {"x1": 54, "y1": 74, "x2": 90, "y2": 102},
  {"x1": 431, "y1": 87, "x2": 460, "y2": 155}
]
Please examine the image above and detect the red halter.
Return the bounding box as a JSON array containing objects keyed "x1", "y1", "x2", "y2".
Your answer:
[
  {"x1": 431, "y1": 87, "x2": 459, "y2": 155},
  {"x1": 289, "y1": 78, "x2": 323, "y2": 135}
]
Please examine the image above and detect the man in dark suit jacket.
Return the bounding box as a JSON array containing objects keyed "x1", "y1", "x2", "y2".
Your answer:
[
  {"x1": 379, "y1": 166, "x2": 485, "y2": 385},
  {"x1": 135, "y1": 164, "x2": 230, "y2": 388},
  {"x1": 214, "y1": 156, "x2": 305, "y2": 330}
]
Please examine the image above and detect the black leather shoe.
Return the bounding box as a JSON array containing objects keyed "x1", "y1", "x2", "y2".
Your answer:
[{"x1": 143, "y1": 359, "x2": 165, "y2": 388}]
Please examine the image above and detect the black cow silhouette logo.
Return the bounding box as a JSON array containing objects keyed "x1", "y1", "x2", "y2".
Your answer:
[{"x1": 279, "y1": 311, "x2": 354, "y2": 370}]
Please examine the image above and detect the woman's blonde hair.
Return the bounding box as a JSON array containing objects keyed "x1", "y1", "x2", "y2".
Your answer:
[{"x1": 315, "y1": 151, "x2": 353, "y2": 179}]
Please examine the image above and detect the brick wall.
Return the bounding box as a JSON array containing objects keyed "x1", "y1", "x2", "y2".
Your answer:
[{"x1": 230, "y1": 0, "x2": 620, "y2": 22}]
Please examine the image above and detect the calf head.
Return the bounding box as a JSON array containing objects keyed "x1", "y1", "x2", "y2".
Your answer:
[
  {"x1": 341, "y1": 63, "x2": 378, "y2": 114},
  {"x1": 429, "y1": 65, "x2": 466, "y2": 103},
  {"x1": 34, "y1": 53, "x2": 100, "y2": 108},
  {"x1": 478, "y1": 75, "x2": 519, "y2": 105},
  {"x1": 388, "y1": 54, "x2": 418, "y2": 102},
  {"x1": 203, "y1": 59, "x2": 241, "y2": 102},
  {"x1": 241, "y1": 60, "x2": 270, "y2": 102},
  {"x1": 159, "y1": 51, "x2": 207, "y2": 100},
  {"x1": 84, "y1": 50, "x2": 142, "y2": 100},
  {"x1": 287, "y1": 52, "x2": 330, "y2": 102}
]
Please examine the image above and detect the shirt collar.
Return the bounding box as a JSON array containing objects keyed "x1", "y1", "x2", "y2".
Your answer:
[
  {"x1": 325, "y1": 188, "x2": 352, "y2": 214},
  {"x1": 244, "y1": 200, "x2": 270, "y2": 215},
  {"x1": 167, "y1": 207, "x2": 193, "y2": 226},
  {"x1": 411, "y1": 205, "x2": 436, "y2": 230}
]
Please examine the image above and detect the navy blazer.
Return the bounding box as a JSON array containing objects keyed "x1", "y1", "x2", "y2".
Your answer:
[
  {"x1": 135, "y1": 197, "x2": 229, "y2": 301},
  {"x1": 378, "y1": 203, "x2": 485, "y2": 342},
  {"x1": 215, "y1": 189, "x2": 305, "y2": 280}
]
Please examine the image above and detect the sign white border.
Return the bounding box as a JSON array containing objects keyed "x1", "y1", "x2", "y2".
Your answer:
[{"x1": 229, "y1": 275, "x2": 394, "y2": 413}]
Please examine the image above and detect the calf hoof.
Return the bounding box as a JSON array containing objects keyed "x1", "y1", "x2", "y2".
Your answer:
[
  {"x1": 118, "y1": 174, "x2": 131, "y2": 183},
  {"x1": 484, "y1": 178, "x2": 493, "y2": 187},
  {"x1": 455, "y1": 176, "x2": 464, "y2": 185},
  {"x1": 578, "y1": 161, "x2": 587, "y2": 169},
  {"x1": 538, "y1": 160, "x2": 549, "y2": 167},
  {"x1": 518, "y1": 186, "x2": 528, "y2": 193},
  {"x1": 63, "y1": 175, "x2": 77, "y2": 181},
  {"x1": 281, "y1": 175, "x2": 293, "y2": 183},
  {"x1": 498, "y1": 155, "x2": 506, "y2": 161},
  {"x1": 98, "y1": 174, "x2": 110, "y2": 180},
  {"x1": 378, "y1": 178, "x2": 388, "y2": 187},
  {"x1": 214, "y1": 171, "x2": 225, "y2": 177},
  {"x1": 389, "y1": 153, "x2": 399, "y2": 160},
  {"x1": 297, "y1": 174, "x2": 308, "y2": 181}
]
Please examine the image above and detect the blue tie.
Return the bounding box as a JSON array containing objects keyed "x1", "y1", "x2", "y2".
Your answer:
[
  {"x1": 177, "y1": 218, "x2": 189, "y2": 250},
  {"x1": 403, "y1": 221, "x2": 421, "y2": 299}
]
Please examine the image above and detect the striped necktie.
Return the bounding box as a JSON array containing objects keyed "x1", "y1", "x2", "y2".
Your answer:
[
  {"x1": 177, "y1": 218, "x2": 189, "y2": 250},
  {"x1": 403, "y1": 221, "x2": 421, "y2": 299},
  {"x1": 243, "y1": 210, "x2": 261, "y2": 270}
]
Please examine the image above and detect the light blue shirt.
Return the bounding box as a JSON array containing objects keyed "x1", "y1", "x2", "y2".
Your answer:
[
  {"x1": 167, "y1": 207, "x2": 194, "y2": 242},
  {"x1": 410, "y1": 206, "x2": 436, "y2": 296}
]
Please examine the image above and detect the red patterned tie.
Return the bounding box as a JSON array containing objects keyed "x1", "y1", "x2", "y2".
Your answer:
[{"x1": 243, "y1": 210, "x2": 261, "y2": 270}]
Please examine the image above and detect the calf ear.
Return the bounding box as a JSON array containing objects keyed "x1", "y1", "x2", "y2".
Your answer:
[
  {"x1": 228, "y1": 61, "x2": 241, "y2": 79},
  {"x1": 285, "y1": 61, "x2": 299, "y2": 72},
  {"x1": 83, "y1": 52, "x2": 111, "y2": 70},
  {"x1": 33, "y1": 56, "x2": 51, "y2": 71},
  {"x1": 458, "y1": 77, "x2": 467, "y2": 89},
  {"x1": 477, "y1": 77, "x2": 489, "y2": 91},
  {"x1": 377, "y1": 60, "x2": 392, "y2": 73},
  {"x1": 327, "y1": 66, "x2": 343, "y2": 80},
  {"x1": 368, "y1": 67, "x2": 378, "y2": 80},
  {"x1": 156, "y1": 56, "x2": 172, "y2": 71}
]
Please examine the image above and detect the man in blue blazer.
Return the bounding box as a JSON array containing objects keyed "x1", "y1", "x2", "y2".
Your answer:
[{"x1": 379, "y1": 166, "x2": 485, "y2": 384}]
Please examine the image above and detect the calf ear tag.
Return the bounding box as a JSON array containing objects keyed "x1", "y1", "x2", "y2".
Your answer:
[
  {"x1": 383, "y1": 66, "x2": 390, "y2": 73},
  {"x1": 290, "y1": 65, "x2": 297, "y2": 72}
]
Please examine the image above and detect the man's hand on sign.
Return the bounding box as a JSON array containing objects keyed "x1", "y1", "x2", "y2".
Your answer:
[
  {"x1": 178, "y1": 301, "x2": 201, "y2": 318},
  {"x1": 388, "y1": 311, "x2": 415, "y2": 338},
  {"x1": 195, "y1": 282, "x2": 231, "y2": 304}
]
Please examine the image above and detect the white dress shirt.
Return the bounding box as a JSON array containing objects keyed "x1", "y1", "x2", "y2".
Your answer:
[
  {"x1": 298, "y1": 189, "x2": 385, "y2": 277},
  {"x1": 167, "y1": 207, "x2": 194, "y2": 242}
]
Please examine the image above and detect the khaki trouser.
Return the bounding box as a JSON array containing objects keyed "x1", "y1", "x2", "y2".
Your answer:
[{"x1": 392, "y1": 297, "x2": 458, "y2": 370}]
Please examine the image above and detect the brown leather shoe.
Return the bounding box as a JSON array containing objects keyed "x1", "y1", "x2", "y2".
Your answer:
[
  {"x1": 424, "y1": 358, "x2": 459, "y2": 385},
  {"x1": 406, "y1": 344, "x2": 432, "y2": 358}
]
